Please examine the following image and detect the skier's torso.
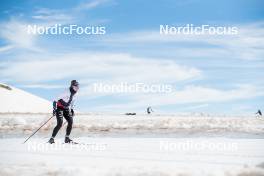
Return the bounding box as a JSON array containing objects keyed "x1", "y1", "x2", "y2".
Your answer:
[{"x1": 55, "y1": 88, "x2": 77, "y2": 110}]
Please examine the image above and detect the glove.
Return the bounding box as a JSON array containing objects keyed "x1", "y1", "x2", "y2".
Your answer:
[
  {"x1": 71, "y1": 109, "x2": 75, "y2": 117},
  {"x1": 53, "y1": 101, "x2": 57, "y2": 116}
]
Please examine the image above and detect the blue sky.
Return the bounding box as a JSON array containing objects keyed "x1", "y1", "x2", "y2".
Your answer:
[{"x1": 0, "y1": 0, "x2": 264, "y2": 114}]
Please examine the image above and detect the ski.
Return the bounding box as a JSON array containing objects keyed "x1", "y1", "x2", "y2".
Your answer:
[{"x1": 64, "y1": 141, "x2": 79, "y2": 145}]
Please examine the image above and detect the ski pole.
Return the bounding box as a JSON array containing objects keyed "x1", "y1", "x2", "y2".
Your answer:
[{"x1": 23, "y1": 115, "x2": 54, "y2": 144}]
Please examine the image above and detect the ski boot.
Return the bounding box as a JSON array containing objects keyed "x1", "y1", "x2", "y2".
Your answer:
[
  {"x1": 65, "y1": 136, "x2": 73, "y2": 143},
  {"x1": 48, "y1": 137, "x2": 55, "y2": 144}
]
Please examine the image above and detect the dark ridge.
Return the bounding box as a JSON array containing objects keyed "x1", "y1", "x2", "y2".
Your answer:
[{"x1": 0, "y1": 84, "x2": 12, "y2": 91}]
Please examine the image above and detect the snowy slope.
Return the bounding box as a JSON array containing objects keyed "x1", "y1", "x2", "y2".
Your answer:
[
  {"x1": 0, "y1": 83, "x2": 51, "y2": 113},
  {"x1": 0, "y1": 137, "x2": 264, "y2": 176}
]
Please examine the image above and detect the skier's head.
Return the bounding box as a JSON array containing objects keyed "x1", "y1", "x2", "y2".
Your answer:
[{"x1": 70, "y1": 80, "x2": 79, "y2": 93}]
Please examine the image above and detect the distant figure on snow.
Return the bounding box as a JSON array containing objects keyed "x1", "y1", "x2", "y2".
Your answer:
[
  {"x1": 256, "y1": 109, "x2": 262, "y2": 116},
  {"x1": 125, "y1": 112, "x2": 136, "y2": 116},
  {"x1": 147, "y1": 106, "x2": 154, "y2": 114}
]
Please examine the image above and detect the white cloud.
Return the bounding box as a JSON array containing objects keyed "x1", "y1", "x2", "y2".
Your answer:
[
  {"x1": 184, "y1": 103, "x2": 209, "y2": 110},
  {"x1": 32, "y1": 8, "x2": 74, "y2": 24},
  {"x1": 147, "y1": 84, "x2": 262, "y2": 105},
  {"x1": 31, "y1": 0, "x2": 113, "y2": 25},
  {"x1": 74, "y1": 0, "x2": 113, "y2": 11},
  {"x1": 95, "y1": 84, "x2": 264, "y2": 111},
  {"x1": 0, "y1": 0, "x2": 112, "y2": 52},
  {"x1": 0, "y1": 52, "x2": 201, "y2": 84},
  {"x1": 19, "y1": 84, "x2": 64, "y2": 89},
  {"x1": 0, "y1": 0, "x2": 113, "y2": 52},
  {"x1": 0, "y1": 19, "x2": 39, "y2": 51},
  {"x1": 100, "y1": 22, "x2": 264, "y2": 60},
  {"x1": 0, "y1": 45, "x2": 14, "y2": 53}
]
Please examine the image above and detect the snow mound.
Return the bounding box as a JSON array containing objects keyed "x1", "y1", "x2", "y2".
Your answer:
[
  {"x1": 0, "y1": 83, "x2": 51, "y2": 113},
  {"x1": 0, "y1": 137, "x2": 264, "y2": 176},
  {"x1": 0, "y1": 114, "x2": 263, "y2": 137}
]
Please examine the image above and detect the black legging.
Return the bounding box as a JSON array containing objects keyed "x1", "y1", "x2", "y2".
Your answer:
[{"x1": 51, "y1": 108, "x2": 73, "y2": 138}]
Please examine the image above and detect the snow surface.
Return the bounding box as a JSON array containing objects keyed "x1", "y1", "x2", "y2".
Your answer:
[
  {"x1": 1, "y1": 137, "x2": 264, "y2": 176},
  {"x1": 0, "y1": 83, "x2": 51, "y2": 113},
  {"x1": 0, "y1": 113, "x2": 264, "y2": 175}
]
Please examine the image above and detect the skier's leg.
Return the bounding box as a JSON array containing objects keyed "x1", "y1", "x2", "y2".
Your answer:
[
  {"x1": 63, "y1": 109, "x2": 73, "y2": 143},
  {"x1": 51, "y1": 109, "x2": 63, "y2": 138},
  {"x1": 64, "y1": 109, "x2": 73, "y2": 136}
]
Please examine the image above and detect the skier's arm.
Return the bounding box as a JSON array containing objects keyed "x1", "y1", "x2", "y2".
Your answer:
[
  {"x1": 70, "y1": 99, "x2": 75, "y2": 116},
  {"x1": 70, "y1": 98, "x2": 75, "y2": 109},
  {"x1": 71, "y1": 109, "x2": 75, "y2": 117}
]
